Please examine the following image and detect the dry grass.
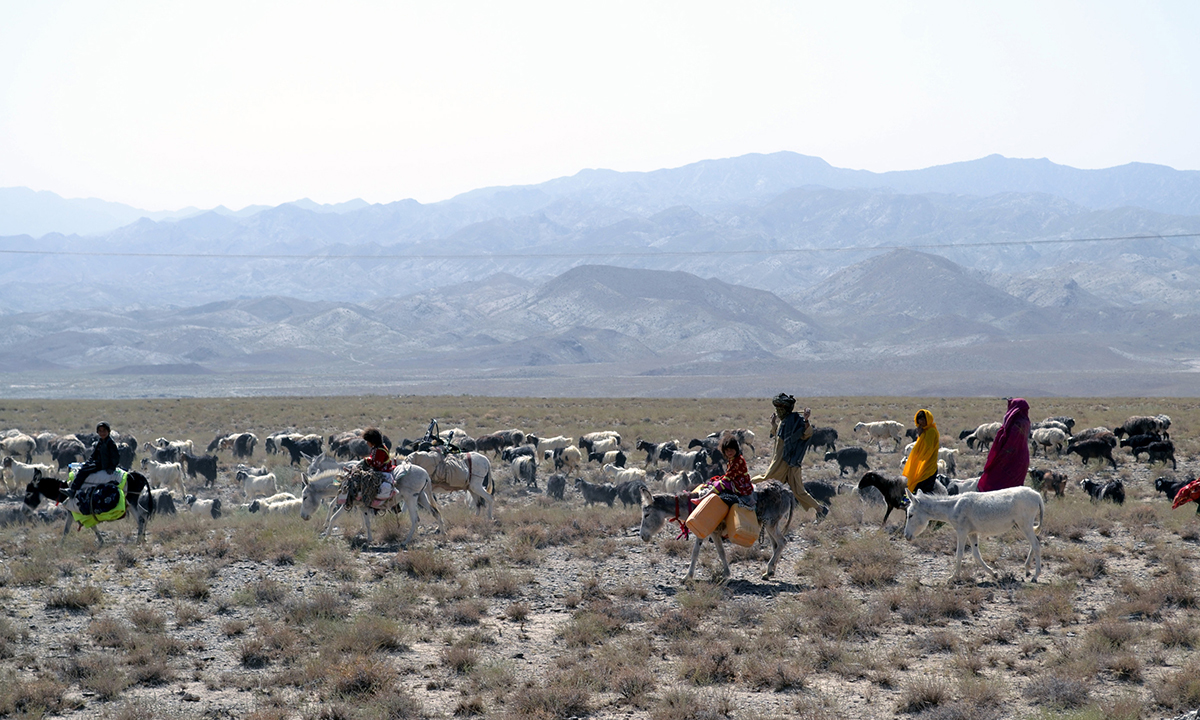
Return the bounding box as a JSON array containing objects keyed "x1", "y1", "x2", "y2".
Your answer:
[{"x1": 2, "y1": 394, "x2": 1200, "y2": 719}]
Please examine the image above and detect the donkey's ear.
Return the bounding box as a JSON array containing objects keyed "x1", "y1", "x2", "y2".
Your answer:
[
  {"x1": 905, "y1": 488, "x2": 915, "y2": 501},
  {"x1": 640, "y1": 486, "x2": 654, "y2": 505}
]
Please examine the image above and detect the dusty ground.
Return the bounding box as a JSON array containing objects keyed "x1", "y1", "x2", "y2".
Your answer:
[{"x1": 1, "y1": 397, "x2": 1199, "y2": 720}]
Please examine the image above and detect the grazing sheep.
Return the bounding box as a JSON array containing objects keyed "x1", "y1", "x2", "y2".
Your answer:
[
  {"x1": 1136, "y1": 440, "x2": 1177, "y2": 470},
  {"x1": 803, "y1": 480, "x2": 837, "y2": 509},
  {"x1": 0, "y1": 433, "x2": 36, "y2": 463},
  {"x1": 938, "y1": 448, "x2": 959, "y2": 476},
  {"x1": 150, "y1": 488, "x2": 178, "y2": 514},
  {"x1": 1028, "y1": 468, "x2": 1068, "y2": 499},
  {"x1": 965, "y1": 422, "x2": 1002, "y2": 452},
  {"x1": 538, "y1": 436, "x2": 573, "y2": 453},
  {"x1": 1032, "y1": 420, "x2": 1070, "y2": 434},
  {"x1": 1066, "y1": 439, "x2": 1117, "y2": 469},
  {"x1": 589, "y1": 450, "x2": 627, "y2": 468},
  {"x1": 574, "y1": 478, "x2": 617, "y2": 507},
  {"x1": 248, "y1": 498, "x2": 302, "y2": 515},
  {"x1": 183, "y1": 495, "x2": 223, "y2": 519},
  {"x1": 511, "y1": 456, "x2": 537, "y2": 489},
  {"x1": 1119, "y1": 433, "x2": 1162, "y2": 453},
  {"x1": 808, "y1": 427, "x2": 839, "y2": 456},
  {"x1": 1045, "y1": 416, "x2": 1076, "y2": 433},
  {"x1": 1155, "y1": 414, "x2": 1172, "y2": 439},
  {"x1": 1030, "y1": 427, "x2": 1068, "y2": 457},
  {"x1": 2, "y1": 457, "x2": 57, "y2": 492},
  {"x1": 501, "y1": 445, "x2": 537, "y2": 463},
  {"x1": 853, "y1": 421, "x2": 904, "y2": 452},
  {"x1": 825, "y1": 447, "x2": 870, "y2": 477},
  {"x1": 1080, "y1": 478, "x2": 1125, "y2": 505},
  {"x1": 945, "y1": 477, "x2": 980, "y2": 495},
  {"x1": 903, "y1": 486, "x2": 1044, "y2": 583},
  {"x1": 1114, "y1": 416, "x2": 1164, "y2": 439},
  {"x1": 857, "y1": 472, "x2": 909, "y2": 527},
  {"x1": 578, "y1": 431, "x2": 621, "y2": 455},
  {"x1": 1069, "y1": 427, "x2": 1117, "y2": 447},
  {"x1": 546, "y1": 445, "x2": 583, "y2": 473},
  {"x1": 546, "y1": 473, "x2": 567, "y2": 500}
]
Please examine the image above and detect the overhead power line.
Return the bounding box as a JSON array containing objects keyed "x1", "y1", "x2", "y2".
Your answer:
[{"x1": 1, "y1": 231, "x2": 1197, "y2": 261}]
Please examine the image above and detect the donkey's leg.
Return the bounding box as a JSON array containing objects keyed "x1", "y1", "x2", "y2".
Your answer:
[
  {"x1": 471, "y1": 476, "x2": 494, "y2": 521},
  {"x1": 969, "y1": 533, "x2": 997, "y2": 577},
  {"x1": 1022, "y1": 521, "x2": 1042, "y2": 581},
  {"x1": 362, "y1": 509, "x2": 373, "y2": 545},
  {"x1": 322, "y1": 505, "x2": 346, "y2": 538},
  {"x1": 685, "y1": 537, "x2": 704, "y2": 582},
  {"x1": 951, "y1": 528, "x2": 968, "y2": 583},
  {"x1": 713, "y1": 537, "x2": 730, "y2": 580},
  {"x1": 60, "y1": 517, "x2": 72, "y2": 545},
  {"x1": 418, "y1": 485, "x2": 445, "y2": 534},
  {"x1": 93, "y1": 527, "x2": 104, "y2": 547},
  {"x1": 402, "y1": 494, "x2": 420, "y2": 547},
  {"x1": 762, "y1": 522, "x2": 787, "y2": 580}
]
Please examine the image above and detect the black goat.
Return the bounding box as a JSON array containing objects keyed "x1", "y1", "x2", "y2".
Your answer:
[
  {"x1": 825, "y1": 447, "x2": 870, "y2": 477},
  {"x1": 1080, "y1": 478, "x2": 1125, "y2": 505},
  {"x1": 1066, "y1": 439, "x2": 1117, "y2": 469},
  {"x1": 857, "y1": 471, "x2": 907, "y2": 528}
]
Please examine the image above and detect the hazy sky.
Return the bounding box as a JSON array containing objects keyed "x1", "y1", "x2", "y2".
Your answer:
[{"x1": 2, "y1": 1, "x2": 1197, "y2": 210}]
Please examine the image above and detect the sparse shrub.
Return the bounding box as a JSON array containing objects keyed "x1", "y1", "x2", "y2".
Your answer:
[
  {"x1": 0, "y1": 669, "x2": 69, "y2": 716},
  {"x1": 442, "y1": 645, "x2": 478, "y2": 674},
  {"x1": 89, "y1": 615, "x2": 131, "y2": 648},
  {"x1": 453, "y1": 696, "x2": 486, "y2": 716},
  {"x1": 128, "y1": 607, "x2": 165, "y2": 633},
  {"x1": 831, "y1": 536, "x2": 903, "y2": 587},
  {"x1": 173, "y1": 601, "x2": 204, "y2": 626},
  {"x1": 897, "y1": 676, "x2": 951, "y2": 713},
  {"x1": 46, "y1": 584, "x2": 104, "y2": 610},
  {"x1": 1025, "y1": 673, "x2": 1090, "y2": 709},
  {"x1": 311, "y1": 544, "x2": 359, "y2": 581},
  {"x1": 504, "y1": 602, "x2": 529, "y2": 622},
  {"x1": 1154, "y1": 659, "x2": 1200, "y2": 710},
  {"x1": 509, "y1": 673, "x2": 591, "y2": 719},
  {"x1": 58, "y1": 653, "x2": 129, "y2": 700},
  {"x1": 393, "y1": 549, "x2": 456, "y2": 580},
  {"x1": 114, "y1": 547, "x2": 138, "y2": 570},
  {"x1": 222, "y1": 619, "x2": 249, "y2": 637},
  {"x1": 288, "y1": 590, "x2": 350, "y2": 623},
  {"x1": 329, "y1": 655, "x2": 393, "y2": 698},
  {"x1": 477, "y1": 569, "x2": 524, "y2": 597},
  {"x1": 740, "y1": 656, "x2": 807, "y2": 692},
  {"x1": 240, "y1": 639, "x2": 271, "y2": 668},
  {"x1": 333, "y1": 615, "x2": 410, "y2": 653},
  {"x1": 448, "y1": 598, "x2": 488, "y2": 626},
  {"x1": 920, "y1": 629, "x2": 959, "y2": 654},
  {"x1": 679, "y1": 642, "x2": 737, "y2": 686},
  {"x1": 236, "y1": 575, "x2": 289, "y2": 606},
  {"x1": 1159, "y1": 619, "x2": 1197, "y2": 648}
]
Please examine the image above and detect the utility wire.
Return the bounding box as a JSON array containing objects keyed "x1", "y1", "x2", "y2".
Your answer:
[{"x1": 0, "y1": 231, "x2": 1197, "y2": 261}]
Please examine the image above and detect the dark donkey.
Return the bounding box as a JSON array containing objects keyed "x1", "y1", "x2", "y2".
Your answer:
[
  {"x1": 639, "y1": 480, "x2": 796, "y2": 582},
  {"x1": 24, "y1": 469, "x2": 156, "y2": 546}
]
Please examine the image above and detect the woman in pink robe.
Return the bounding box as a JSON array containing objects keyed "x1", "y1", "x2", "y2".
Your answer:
[{"x1": 977, "y1": 398, "x2": 1031, "y2": 492}]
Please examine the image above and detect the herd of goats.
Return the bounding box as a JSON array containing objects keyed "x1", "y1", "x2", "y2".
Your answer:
[{"x1": 0, "y1": 410, "x2": 1196, "y2": 582}]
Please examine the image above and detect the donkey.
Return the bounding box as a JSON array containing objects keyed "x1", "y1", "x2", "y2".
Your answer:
[
  {"x1": 405, "y1": 449, "x2": 495, "y2": 520},
  {"x1": 639, "y1": 481, "x2": 795, "y2": 582},
  {"x1": 299, "y1": 465, "x2": 443, "y2": 547},
  {"x1": 903, "y1": 486, "x2": 1044, "y2": 584},
  {"x1": 24, "y1": 469, "x2": 156, "y2": 546}
]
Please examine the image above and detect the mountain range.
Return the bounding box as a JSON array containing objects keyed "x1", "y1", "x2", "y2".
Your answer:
[{"x1": 2, "y1": 150, "x2": 1199, "y2": 396}]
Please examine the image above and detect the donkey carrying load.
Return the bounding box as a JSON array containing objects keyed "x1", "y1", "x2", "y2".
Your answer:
[{"x1": 639, "y1": 481, "x2": 796, "y2": 582}]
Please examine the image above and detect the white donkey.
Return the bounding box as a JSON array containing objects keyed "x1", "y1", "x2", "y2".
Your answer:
[
  {"x1": 299, "y1": 465, "x2": 443, "y2": 546},
  {"x1": 904, "y1": 486, "x2": 1044, "y2": 584}
]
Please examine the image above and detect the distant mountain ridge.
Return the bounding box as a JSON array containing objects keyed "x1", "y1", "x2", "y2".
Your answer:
[{"x1": 6, "y1": 151, "x2": 1200, "y2": 239}]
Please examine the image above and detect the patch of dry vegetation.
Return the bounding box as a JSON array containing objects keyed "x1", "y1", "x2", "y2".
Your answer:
[{"x1": 2, "y1": 394, "x2": 1199, "y2": 718}]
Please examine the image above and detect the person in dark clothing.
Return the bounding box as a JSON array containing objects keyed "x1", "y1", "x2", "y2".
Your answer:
[{"x1": 70, "y1": 422, "x2": 120, "y2": 492}]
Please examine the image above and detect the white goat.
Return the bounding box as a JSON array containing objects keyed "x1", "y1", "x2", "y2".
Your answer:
[
  {"x1": 140, "y1": 458, "x2": 187, "y2": 497},
  {"x1": 538, "y1": 435, "x2": 573, "y2": 452},
  {"x1": 248, "y1": 497, "x2": 303, "y2": 515},
  {"x1": 854, "y1": 421, "x2": 904, "y2": 452},
  {"x1": 590, "y1": 437, "x2": 619, "y2": 455},
  {"x1": 235, "y1": 470, "x2": 278, "y2": 499},
  {"x1": 0, "y1": 433, "x2": 36, "y2": 462},
  {"x1": 603, "y1": 464, "x2": 647, "y2": 485},
  {"x1": 903, "y1": 486, "x2": 1043, "y2": 583},
  {"x1": 183, "y1": 495, "x2": 222, "y2": 519},
  {"x1": 662, "y1": 471, "x2": 700, "y2": 494},
  {"x1": 2, "y1": 457, "x2": 57, "y2": 492}
]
